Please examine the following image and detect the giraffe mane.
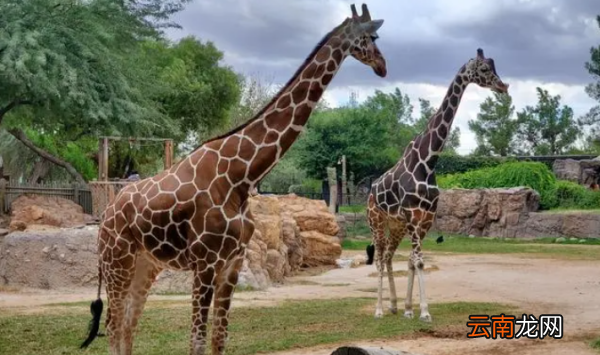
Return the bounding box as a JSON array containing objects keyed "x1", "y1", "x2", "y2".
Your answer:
[{"x1": 194, "y1": 19, "x2": 350, "y2": 149}]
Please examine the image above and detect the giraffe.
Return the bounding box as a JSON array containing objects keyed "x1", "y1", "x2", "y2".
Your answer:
[
  {"x1": 365, "y1": 48, "x2": 509, "y2": 321},
  {"x1": 80, "y1": 4, "x2": 388, "y2": 355}
]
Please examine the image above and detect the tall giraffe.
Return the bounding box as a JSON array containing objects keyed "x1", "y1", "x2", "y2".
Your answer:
[
  {"x1": 80, "y1": 4, "x2": 388, "y2": 355},
  {"x1": 365, "y1": 48, "x2": 509, "y2": 321}
]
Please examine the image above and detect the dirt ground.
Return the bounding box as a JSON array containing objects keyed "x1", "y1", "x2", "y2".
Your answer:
[{"x1": 1, "y1": 250, "x2": 599, "y2": 355}]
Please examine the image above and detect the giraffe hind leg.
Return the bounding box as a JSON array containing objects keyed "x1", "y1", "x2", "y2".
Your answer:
[
  {"x1": 101, "y1": 236, "x2": 138, "y2": 355},
  {"x1": 121, "y1": 253, "x2": 162, "y2": 355}
]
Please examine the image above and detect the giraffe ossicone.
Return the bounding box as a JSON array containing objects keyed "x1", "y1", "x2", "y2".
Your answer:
[
  {"x1": 80, "y1": 3, "x2": 388, "y2": 355},
  {"x1": 366, "y1": 47, "x2": 508, "y2": 321}
]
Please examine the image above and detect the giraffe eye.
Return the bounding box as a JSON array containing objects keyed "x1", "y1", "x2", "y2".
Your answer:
[{"x1": 370, "y1": 34, "x2": 378, "y2": 42}]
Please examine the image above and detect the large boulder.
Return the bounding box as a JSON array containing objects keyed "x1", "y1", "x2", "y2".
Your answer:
[
  {"x1": 9, "y1": 195, "x2": 95, "y2": 232},
  {"x1": 433, "y1": 187, "x2": 540, "y2": 237},
  {"x1": 0, "y1": 193, "x2": 342, "y2": 291}
]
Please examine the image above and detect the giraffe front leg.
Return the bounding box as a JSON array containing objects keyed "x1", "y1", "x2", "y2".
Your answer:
[
  {"x1": 386, "y1": 222, "x2": 404, "y2": 315},
  {"x1": 403, "y1": 257, "x2": 415, "y2": 320},
  {"x1": 211, "y1": 255, "x2": 244, "y2": 355},
  {"x1": 367, "y1": 200, "x2": 386, "y2": 319},
  {"x1": 190, "y1": 261, "x2": 215, "y2": 355}
]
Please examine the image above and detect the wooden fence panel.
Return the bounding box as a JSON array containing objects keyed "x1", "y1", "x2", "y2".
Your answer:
[{"x1": 2, "y1": 181, "x2": 93, "y2": 215}]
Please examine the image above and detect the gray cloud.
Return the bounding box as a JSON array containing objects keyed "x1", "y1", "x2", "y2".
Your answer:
[{"x1": 167, "y1": 0, "x2": 599, "y2": 89}]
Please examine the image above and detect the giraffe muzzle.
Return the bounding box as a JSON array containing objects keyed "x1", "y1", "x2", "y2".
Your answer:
[
  {"x1": 492, "y1": 81, "x2": 509, "y2": 94},
  {"x1": 373, "y1": 59, "x2": 387, "y2": 77}
]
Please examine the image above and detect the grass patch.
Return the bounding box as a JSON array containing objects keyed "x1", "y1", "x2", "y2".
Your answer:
[
  {"x1": 591, "y1": 337, "x2": 600, "y2": 350},
  {"x1": 345, "y1": 219, "x2": 371, "y2": 239},
  {"x1": 367, "y1": 264, "x2": 440, "y2": 278},
  {"x1": 341, "y1": 234, "x2": 600, "y2": 260},
  {"x1": 544, "y1": 208, "x2": 600, "y2": 214},
  {"x1": 0, "y1": 298, "x2": 514, "y2": 355},
  {"x1": 338, "y1": 205, "x2": 366, "y2": 213}
]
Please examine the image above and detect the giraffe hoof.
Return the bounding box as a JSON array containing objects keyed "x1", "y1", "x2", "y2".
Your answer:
[
  {"x1": 419, "y1": 313, "x2": 432, "y2": 323},
  {"x1": 389, "y1": 307, "x2": 398, "y2": 314},
  {"x1": 403, "y1": 310, "x2": 414, "y2": 319},
  {"x1": 375, "y1": 309, "x2": 384, "y2": 319}
]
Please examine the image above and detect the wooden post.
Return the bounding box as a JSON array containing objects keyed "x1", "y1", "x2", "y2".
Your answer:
[
  {"x1": 98, "y1": 137, "x2": 109, "y2": 181},
  {"x1": 73, "y1": 183, "x2": 80, "y2": 205},
  {"x1": 164, "y1": 139, "x2": 173, "y2": 170},
  {"x1": 339, "y1": 155, "x2": 347, "y2": 205},
  {"x1": 326, "y1": 167, "x2": 337, "y2": 214},
  {"x1": 0, "y1": 178, "x2": 6, "y2": 216}
]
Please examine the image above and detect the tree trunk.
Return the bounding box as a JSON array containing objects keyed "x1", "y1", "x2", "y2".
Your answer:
[
  {"x1": 330, "y1": 346, "x2": 420, "y2": 355},
  {"x1": 28, "y1": 159, "x2": 51, "y2": 184},
  {"x1": 7, "y1": 128, "x2": 87, "y2": 185}
]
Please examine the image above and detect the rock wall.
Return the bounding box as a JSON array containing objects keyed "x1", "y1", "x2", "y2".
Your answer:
[
  {"x1": 0, "y1": 194, "x2": 342, "y2": 292},
  {"x1": 553, "y1": 157, "x2": 600, "y2": 186},
  {"x1": 433, "y1": 187, "x2": 540, "y2": 237},
  {"x1": 337, "y1": 187, "x2": 600, "y2": 239},
  {"x1": 9, "y1": 194, "x2": 95, "y2": 231}
]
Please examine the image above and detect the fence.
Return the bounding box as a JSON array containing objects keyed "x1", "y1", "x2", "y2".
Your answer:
[
  {"x1": 0, "y1": 180, "x2": 93, "y2": 215},
  {"x1": 88, "y1": 181, "x2": 132, "y2": 219}
]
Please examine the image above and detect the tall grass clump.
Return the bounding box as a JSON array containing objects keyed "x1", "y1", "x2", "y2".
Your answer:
[{"x1": 437, "y1": 162, "x2": 558, "y2": 209}]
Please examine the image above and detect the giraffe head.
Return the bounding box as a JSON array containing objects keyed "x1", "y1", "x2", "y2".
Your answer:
[
  {"x1": 465, "y1": 48, "x2": 509, "y2": 94},
  {"x1": 344, "y1": 3, "x2": 387, "y2": 77}
]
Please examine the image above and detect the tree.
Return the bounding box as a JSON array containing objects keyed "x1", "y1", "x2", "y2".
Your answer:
[
  {"x1": 579, "y1": 15, "x2": 600, "y2": 147},
  {"x1": 0, "y1": 1, "x2": 240, "y2": 182},
  {"x1": 515, "y1": 87, "x2": 580, "y2": 155},
  {"x1": 414, "y1": 98, "x2": 461, "y2": 154},
  {"x1": 468, "y1": 92, "x2": 518, "y2": 156}
]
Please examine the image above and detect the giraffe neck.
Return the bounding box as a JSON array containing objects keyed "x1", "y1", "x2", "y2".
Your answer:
[
  {"x1": 417, "y1": 65, "x2": 469, "y2": 169},
  {"x1": 197, "y1": 25, "x2": 355, "y2": 193}
]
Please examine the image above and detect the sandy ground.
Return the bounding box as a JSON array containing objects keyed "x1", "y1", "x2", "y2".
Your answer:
[{"x1": 1, "y1": 250, "x2": 599, "y2": 355}]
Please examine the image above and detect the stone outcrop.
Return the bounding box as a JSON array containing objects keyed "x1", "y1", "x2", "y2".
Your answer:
[
  {"x1": 433, "y1": 187, "x2": 600, "y2": 239},
  {"x1": 0, "y1": 194, "x2": 342, "y2": 291},
  {"x1": 553, "y1": 157, "x2": 600, "y2": 186},
  {"x1": 8, "y1": 195, "x2": 95, "y2": 232},
  {"x1": 433, "y1": 187, "x2": 540, "y2": 237}
]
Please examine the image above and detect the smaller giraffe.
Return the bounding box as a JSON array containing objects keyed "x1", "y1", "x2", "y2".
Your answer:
[{"x1": 366, "y1": 48, "x2": 509, "y2": 321}]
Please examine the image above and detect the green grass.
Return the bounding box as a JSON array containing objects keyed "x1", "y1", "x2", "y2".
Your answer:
[
  {"x1": 544, "y1": 208, "x2": 600, "y2": 214},
  {"x1": 341, "y1": 235, "x2": 600, "y2": 260},
  {"x1": 338, "y1": 205, "x2": 367, "y2": 213},
  {"x1": 0, "y1": 298, "x2": 513, "y2": 355},
  {"x1": 591, "y1": 337, "x2": 600, "y2": 350}
]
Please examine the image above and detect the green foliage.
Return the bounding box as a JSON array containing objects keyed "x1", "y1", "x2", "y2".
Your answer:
[
  {"x1": 438, "y1": 162, "x2": 558, "y2": 209},
  {"x1": 294, "y1": 89, "x2": 463, "y2": 184},
  {"x1": 468, "y1": 92, "x2": 519, "y2": 156},
  {"x1": 434, "y1": 154, "x2": 511, "y2": 175},
  {"x1": 515, "y1": 87, "x2": 580, "y2": 155},
  {"x1": 438, "y1": 161, "x2": 600, "y2": 210}
]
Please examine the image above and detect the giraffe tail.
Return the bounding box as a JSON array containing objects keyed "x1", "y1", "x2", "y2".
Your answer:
[
  {"x1": 80, "y1": 264, "x2": 104, "y2": 349},
  {"x1": 366, "y1": 243, "x2": 375, "y2": 265}
]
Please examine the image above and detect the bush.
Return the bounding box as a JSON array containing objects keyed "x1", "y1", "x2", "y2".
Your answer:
[
  {"x1": 438, "y1": 161, "x2": 600, "y2": 210},
  {"x1": 435, "y1": 154, "x2": 512, "y2": 175},
  {"x1": 437, "y1": 161, "x2": 558, "y2": 209}
]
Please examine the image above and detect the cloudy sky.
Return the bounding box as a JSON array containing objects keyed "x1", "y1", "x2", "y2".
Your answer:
[{"x1": 166, "y1": 0, "x2": 599, "y2": 155}]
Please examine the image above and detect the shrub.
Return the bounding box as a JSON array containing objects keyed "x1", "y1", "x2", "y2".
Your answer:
[
  {"x1": 435, "y1": 154, "x2": 513, "y2": 175},
  {"x1": 437, "y1": 161, "x2": 558, "y2": 209}
]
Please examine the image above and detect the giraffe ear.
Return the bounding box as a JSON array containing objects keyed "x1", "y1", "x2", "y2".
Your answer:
[{"x1": 359, "y1": 19, "x2": 384, "y2": 34}]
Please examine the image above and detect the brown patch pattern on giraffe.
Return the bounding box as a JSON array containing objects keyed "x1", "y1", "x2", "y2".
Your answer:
[{"x1": 85, "y1": 4, "x2": 389, "y2": 355}]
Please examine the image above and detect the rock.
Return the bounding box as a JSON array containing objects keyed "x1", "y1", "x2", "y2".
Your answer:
[
  {"x1": 9, "y1": 195, "x2": 95, "y2": 231},
  {"x1": 300, "y1": 231, "x2": 342, "y2": 267},
  {"x1": 351, "y1": 254, "x2": 367, "y2": 267},
  {"x1": 553, "y1": 159, "x2": 582, "y2": 183},
  {"x1": 336, "y1": 214, "x2": 347, "y2": 239},
  {"x1": 0, "y1": 193, "x2": 343, "y2": 292},
  {"x1": 335, "y1": 258, "x2": 353, "y2": 269}
]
